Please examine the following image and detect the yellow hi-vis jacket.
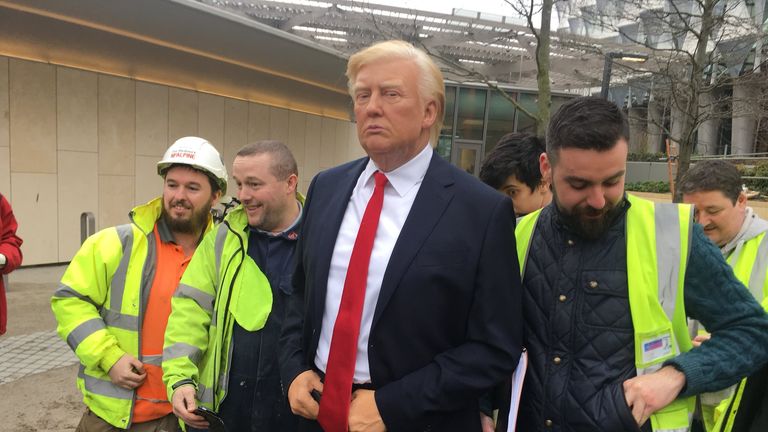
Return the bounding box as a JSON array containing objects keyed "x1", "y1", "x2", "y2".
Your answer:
[
  {"x1": 515, "y1": 194, "x2": 695, "y2": 432},
  {"x1": 162, "y1": 205, "x2": 273, "y2": 410},
  {"x1": 51, "y1": 197, "x2": 214, "y2": 428},
  {"x1": 707, "y1": 231, "x2": 768, "y2": 432}
]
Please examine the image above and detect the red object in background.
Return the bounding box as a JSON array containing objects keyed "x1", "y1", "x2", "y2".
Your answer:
[{"x1": 0, "y1": 193, "x2": 23, "y2": 335}]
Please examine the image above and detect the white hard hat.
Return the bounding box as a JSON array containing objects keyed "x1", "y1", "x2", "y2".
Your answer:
[{"x1": 157, "y1": 137, "x2": 228, "y2": 192}]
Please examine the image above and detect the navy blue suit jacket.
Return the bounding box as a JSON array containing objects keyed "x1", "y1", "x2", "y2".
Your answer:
[{"x1": 280, "y1": 151, "x2": 523, "y2": 432}]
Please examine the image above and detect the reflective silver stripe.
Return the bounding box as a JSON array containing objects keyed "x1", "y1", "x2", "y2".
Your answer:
[
  {"x1": 748, "y1": 234, "x2": 768, "y2": 302},
  {"x1": 654, "y1": 202, "x2": 682, "y2": 324},
  {"x1": 198, "y1": 383, "x2": 215, "y2": 404},
  {"x1": 140, "y1": 231, "x2": 158, "y2": 312},
  {"x1": 214, "y1": 224, "x2": 228, "y2": 279},
  {"x1": 110, "y1": 224, "x2": 134, "y2": 311},
  {"x1": 78, "y1": 364, "x2": 132, "y2": 400},
  {"x1": 163, "y1": 343, "x2": 203, "y2": 364},
  {"x1": 174, "y1": 283, "x2": 215, "y2": 314},
  {"x1": 100, "y1": 308, "x2": 139, "y2": 330},
  {"x1": 53, "y1": 284, "x2": 99, "y2": 308},
  {"x1": 136, "y1": 396, "x2": 166, "y2": 403},
  {"x1": 142, "y1": 355, "x2": 163, "y2": 366},
  {"x1": 66, "y1": 318, "x2": 106, "y2": 351}
]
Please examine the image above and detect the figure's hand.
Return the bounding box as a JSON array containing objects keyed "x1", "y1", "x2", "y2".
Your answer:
[
  {"x1": 171, "y1": 384, "x2": 209, "y2": 429},
  {"x1": 287, "y1": 370, "x2": 323, "y2": 419},
  {"x1": 623, "y1": 365, "x2": 686, "y2": 426},
  {"x1": 480, "y1": 412, "x2": 495, "y2": 432},
  {"x1": 692, "y1": 333, "x2": 711, "y2": 348},
  {"x1": 107, "y1": 354, "x2": 146, "y2": 389},
  {"x1": 349, "y1": 389, "x2": 386, "y2": 432}
]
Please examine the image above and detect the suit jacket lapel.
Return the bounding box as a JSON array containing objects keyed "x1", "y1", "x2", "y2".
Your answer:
[
  {"x1": 312, "y1": 158, "x2": 368, "y2": 328},
  {"x1": 371, "y1": 153, "x2": 455, "y2": 330}
]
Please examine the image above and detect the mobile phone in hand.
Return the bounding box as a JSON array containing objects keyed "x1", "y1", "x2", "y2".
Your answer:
[
  {"x1": 193, "y1": 406, "x2": 227, "y2": 432},
  {"x1": 311, "y1": 389, "x2": 322, "y2": 402}
]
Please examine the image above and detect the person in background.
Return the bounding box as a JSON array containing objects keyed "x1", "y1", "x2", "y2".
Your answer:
[
  {"x1": 679, "y1": 159, "x2": 768, "y2": 432},
  {"x1": 51, "y1": 137, "x2": 226, "y2": 431},
  {"x1": 0, "y1": 192, "x2": 22, "y2": 336},
  {"x1": 480, "y1": 132, "x2": 551, "y2": 216}
]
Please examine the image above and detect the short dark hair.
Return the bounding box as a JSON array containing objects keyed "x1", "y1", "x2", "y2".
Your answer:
[
  {"x1": 236, "y1": 140, "x2": 298, "y2": 180},
  {"x1": 547, "y1": 96, "x2": 629, "y2": 165},
  {"x1": 678, "y1": 160, "x2": 742, "y2": 204},
  {"x1": 480, "y1": 133, "x2": 546, "y2": 191}
]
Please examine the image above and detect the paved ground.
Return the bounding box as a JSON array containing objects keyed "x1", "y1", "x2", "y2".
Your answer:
[{"x1": 0, "y1": 265, "x2": 83, "y2": 432}]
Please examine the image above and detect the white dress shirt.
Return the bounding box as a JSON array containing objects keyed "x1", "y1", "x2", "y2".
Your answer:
[{"x1": 314, "y1": 144, "x2": 433, "y2": 383}]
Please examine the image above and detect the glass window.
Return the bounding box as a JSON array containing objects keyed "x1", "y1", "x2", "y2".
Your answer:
[
  {"x1": 456, "y1": 87, "x2": 487, "y2": 140},
  {"x1": 437, "y1": 86, "x2": 457, "y2": 160},
  {"x1": 458, "y1": 146, "x2": 479, "y2": 176},
  {"x1": 485, "y1": 90, "x2": 518, "y2": 158},
  {"x1": 515, "y1": 93, "x2": 538, "y2": 134},
  {"x1": 442, "y1": 86, "x2": 457, "y2": 136}
]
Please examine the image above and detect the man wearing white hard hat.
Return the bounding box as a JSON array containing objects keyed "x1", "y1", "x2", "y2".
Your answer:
[{"x1": 52, "y1": 137, "x2": 227, "y2": 431}]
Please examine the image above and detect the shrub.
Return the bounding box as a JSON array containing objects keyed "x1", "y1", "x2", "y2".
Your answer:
[
  {"x1": 627, "y1": 152, "x2": 667, "y2": 162},
  {"x1": 625, "y1": 181, "x2": 671, "y2": 193}
]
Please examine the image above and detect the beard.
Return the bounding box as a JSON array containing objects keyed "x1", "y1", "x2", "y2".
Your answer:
[
  {"x1": 161, "y1": 198, "x2": 212, "y2": 235},
  {"x1": 553, "y1": 188, "x2": 625, "y2": 241}
]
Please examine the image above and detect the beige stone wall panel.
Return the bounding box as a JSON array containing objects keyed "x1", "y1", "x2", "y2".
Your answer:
[
  {"x1": 99, "y1": 175, "x2": 135, "y2": 229},
  {"x1": 0, "y1": 147, "x2": 10, "y2": 199},
  {"x1": 135, "y1": 155, "x2": 163, "y2": 207},
  {"x1": 169, "y1": 88, "x2": 198, "y2": 142},
  {"x1": 224, "y1": 99, "x2": 248, "y2": 197},
  {"x1": 58, "y1": 151, "x2": 97, "y2": 261},
  {"x1": 12, "y1": 172, "x2": 58, "y2": 265},
  {"x1": 98, "y1": 75, "x2": 135, "y2": 176},
  {"x1": 319, "y1": 117, "x2": 337, "y2": 170},
  {"x1": 248, "y1": 103, "x2": 270, "y2": 143},
  {"x1": 9, "y1": 59, "x2": 56, "y2": 174},
  {"x1": 0, "y1": 57, "x2": 8, "y2": 149},
  {"x1": 335, "y1": 120, "x2": 351, "y2": 165},
  {"x1": 288, "y1": 111, "x2": 307, "y2": 174},
  {"x1": 304, "y1": 115, "x2": 322, "y2": 187},
  {"x1": 198, "y1": 93, "x2": 225, "y2": 152},
  {"x1": 57, "y1": 67, "x2": 97, "y2": 153},
  {"x1": 269, "y1": 107, "x2": 290, "y2": 144},
  {"x1": 136, "y1": 82, "x2": 168, "y2": 157}
]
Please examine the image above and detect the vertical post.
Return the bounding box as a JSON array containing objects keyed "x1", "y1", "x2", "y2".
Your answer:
[
  {"x1": 80, "y1": 212, "x2": 95, "y2": 244},
  {"x1": 601, "y1": 54, "x2": 614, "y2": 99}
]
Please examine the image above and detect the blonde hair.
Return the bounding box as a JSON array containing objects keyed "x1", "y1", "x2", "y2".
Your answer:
[{"x1": 346, "y1": 40, "x2": 445, "y2": 146}]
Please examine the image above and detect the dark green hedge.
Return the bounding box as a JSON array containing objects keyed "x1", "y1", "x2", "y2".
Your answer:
[{"x1": 625, "y1": 181, "x2": 671, "y2": 193}]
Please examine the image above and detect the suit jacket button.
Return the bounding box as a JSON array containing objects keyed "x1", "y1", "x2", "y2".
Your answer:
[{"x1": 545, "y1": 419, "x2": 553, "y2": 427}]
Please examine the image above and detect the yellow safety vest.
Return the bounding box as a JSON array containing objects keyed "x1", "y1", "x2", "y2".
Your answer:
[
  {"x1": 51, "y1": 198, "x2": 214, "y2": 428},
  {"x1": 516, "y1": 194, "x2": 695, "y2": 432},
  {"x1": 708, "y1": 232, "x2": 768, "y2": 432}
]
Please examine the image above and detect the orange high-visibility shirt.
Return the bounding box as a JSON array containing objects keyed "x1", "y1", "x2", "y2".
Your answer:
[{"x1": 133, "y1": 223, "x2": 190, "y2": 423}]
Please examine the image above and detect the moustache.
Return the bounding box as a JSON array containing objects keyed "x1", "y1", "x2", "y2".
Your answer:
[{"x1": 170, "y1": 200, "x2": 192, "y2": 209}]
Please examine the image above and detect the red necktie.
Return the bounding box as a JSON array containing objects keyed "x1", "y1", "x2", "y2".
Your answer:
[{"x1": 318, "y1": 171, "x2": 388, "y2": 432}]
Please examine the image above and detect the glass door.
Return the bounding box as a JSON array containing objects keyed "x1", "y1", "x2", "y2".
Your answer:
[{"x1": 451, "y1": 140, "x2": 483, "y2": 177}]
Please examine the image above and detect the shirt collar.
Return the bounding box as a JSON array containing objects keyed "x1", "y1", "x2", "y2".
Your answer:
[
  {"x1": 362, "y1": 144, "x2": 433, "y2": 197},
  {"x1": 156, "y1": 217, "x2": 177, "y2": 244}
]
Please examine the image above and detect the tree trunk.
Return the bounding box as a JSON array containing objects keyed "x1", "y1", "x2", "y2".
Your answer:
[
  {"x1": 535, "y1": 0, "x2": 553, "y2": 137},
  {"x1": 673, "y1": 0, "x2": 715, "y2": 202}
]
